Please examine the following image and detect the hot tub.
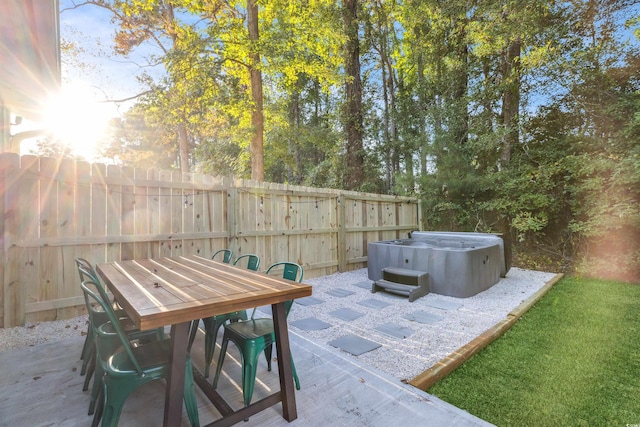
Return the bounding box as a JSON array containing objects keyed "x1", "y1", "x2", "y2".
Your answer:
[{"x1": 367, "y1": 232, "x2": 508, "y2": 298}]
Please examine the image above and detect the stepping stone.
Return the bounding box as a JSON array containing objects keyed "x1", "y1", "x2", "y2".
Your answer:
[
  {"x1": 326, "y1": 289, "x2": 355, "y2": 298},
  {"x1": 295, "y1": 296, "x2": 325, "y2": 306},
  {"x1": 357, "y1": 298, "x2": 391, "y2": 309},
  {"x1": 375, "y1": 322, "x2": 414, "y2": 339},
  {"x1": 404, "y1": 311, "x2": 444, "y2": 324},
  {"x1": 328, "y1": 334, "x2": 381, "y2": 356},
  {"x1": 427, "y1": 300, "x2": 463, "y2": 311},
  {"x1": 352, "y1": 281, "x2": 373, "y2": 290},
  {"x1": 290, "y1": 317, "x2": 332, "y2": 331},
  {"x1": 329, "y1": 308, "x2": 364, "y2": 321}
]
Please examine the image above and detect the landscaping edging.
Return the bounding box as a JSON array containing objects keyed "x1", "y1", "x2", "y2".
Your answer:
[{"x1": 409, "y1": 273, "x2": 565, "y2": 390}]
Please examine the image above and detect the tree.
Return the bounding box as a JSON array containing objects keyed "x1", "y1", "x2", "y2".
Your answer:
[
  {"x1": 72, "y1": 0, "x2": 202, "y2": 171},
  {"x1": 247, "y1": 0, "x2": 264, "y2": 181},
  {"x1": 343, "y1": 0, "x2": 365, "y2": 190}
]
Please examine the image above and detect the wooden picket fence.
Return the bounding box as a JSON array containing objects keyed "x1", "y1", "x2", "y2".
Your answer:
[{"x1": 0, "y1": 154, "x2": 420, "y2": 327}]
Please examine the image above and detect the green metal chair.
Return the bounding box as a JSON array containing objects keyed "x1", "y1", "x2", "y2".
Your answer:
[
  {"x1": 81, "y1": 280, "x2": 200, "y2": 427},
  {"x1": 76, "y1": 258, "x2": 131, "y2": 392},
  {"x1": 233, "y1": 254, "x2": 260, "y2": 271},
  {"x1": 211, "y1": 248, "x2": 233, "y2": 263},
  {"x1": 212, "y1": 262, "x2": 303, "y2": 407},
  {"x1": 188, "y1": 254, "x2": 261, "y2": 378},
  {"x1": 77, "y1": 258, "x2": 98, "y2": 364},
  {"x1": 77, "y1": 261, "x2": 164, "y2": 416}
]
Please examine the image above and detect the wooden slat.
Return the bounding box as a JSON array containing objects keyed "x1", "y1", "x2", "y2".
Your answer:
[
  {"x1": 37, "y1": 157, "x2": 59, "y2": 321},
  {"x1": 190, "y1": 173, "x2": 206, "y2": 256},
  {"x1": 16, "y1": 231, "x2": 229, "y2": 248},
  {"x1": 120, "y1": 165, "x2": 135, "y2": 260},
  {"x1": 106, "y1": 164, "x2": 122, "y2": 262},
  {"x1": 20, "y1": 156, "x2": 42, "y2": 322},
  {"x1": 90, "y1": 162, "x2": 107, "y2": 265},
  {"x1": 148, "y1": 168, "x2": 161, "y2": 257},
  {"x1": 59, "y1": 159, "x2": 76, "y2": 310},
  {"x1": 0, "y1": 155, "x2": 7, "y2": 327},
  {"x1": 159, "y1": 169, "x2": 173, "y2": 257},
  {"x1": 182, "y1": 172, "x2": 195, "y2": 256},
  {"x1": 200, "y1": 174, "x2": 216, "y2": 257},
  {"x1": 47, "y1": 172, "x2": 229, "y2": 190},
  {"x1": 171, "y1": 170, "x2": 183, "y2": 256},
  {"x1": 134, "y1": 167, "x2": 149, "y2": 259},
  {"x1": 3, "y1": 154, "x2": 22, "y2": 326}
]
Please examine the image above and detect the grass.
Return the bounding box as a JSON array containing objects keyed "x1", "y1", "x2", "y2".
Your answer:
[{"x1": 427, "y1": 276, "x2": 640, "y2": 426}]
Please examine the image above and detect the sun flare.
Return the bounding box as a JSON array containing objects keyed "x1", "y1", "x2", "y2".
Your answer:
[{"x1": 42, "y1": 83, "x2": 114, "y2": 160}]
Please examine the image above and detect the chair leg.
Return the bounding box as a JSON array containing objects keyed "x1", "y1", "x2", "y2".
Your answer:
[
  {"x1": 91, "y1": 381, "x2": 104, "y2": 427},
  {"x1": 183, "y1": 356, "x2": 201, "y2": 427},
  {"x1": 80, "y1": 331, "x2": 94, "y2": 375},
  {"x1": 203, "y1": 318, "x2": 216, "y2": 378},
  {"x1": 291, "y1": 353, "x2": 301, "y2": 390},
  {"x1": 264, "y1": 344, "x2": 273, "y2": 371},
  {"x1": 100, "y1": 378, "x2": 140, "y2": 427},
  {"x1": 187, "y1": 319, "x2": 200, "y2": 352},
  {"x1": 204, "y1": 318, "x2": 227, "y2": 378},
  {"x1": 88, "y1": 360, "x2": 104, "y2": 415},
  {"x1": 212, "y1": 338, "x2": 229, "y2": 389},
  {"x1": 80, "y1": 322, "x2": 92, "y2": 362},
  {"x1": 241, "y1": 352, "x2": 260, "y2": 407},
  {"x1": 82, "y1": 346, "x2": 96, "y2": 391},
  {"x1": 267, "y1": 345, "x2": 300, "y2": 390}
]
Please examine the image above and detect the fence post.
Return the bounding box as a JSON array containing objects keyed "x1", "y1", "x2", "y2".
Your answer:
[{"x1": 337, "y1": 193, "x2": 346, "y2": 272}]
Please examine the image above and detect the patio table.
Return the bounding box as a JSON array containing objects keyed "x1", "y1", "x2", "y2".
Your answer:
[{"x1": 96, "y1": 255, "x2": 312, "y2": 427}]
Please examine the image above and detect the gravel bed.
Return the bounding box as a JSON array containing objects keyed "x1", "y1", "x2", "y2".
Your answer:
[
  {"x1": 288, "y1": 267, "x2": 557, "y2": 381},
  {"x1": 0, "y1": 315, "x2": 89, "y2": 352},
  {"x1": 0, "y1": 267, "x2": 557, "y2": 382}
]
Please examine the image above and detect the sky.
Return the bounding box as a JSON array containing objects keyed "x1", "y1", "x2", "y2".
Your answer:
[
  {"x1": 16, "y1": 0, "x2": 164, "y2": 158},
  {"x1": 58, "y1": 0, "x2": 159, "y2": 115}
]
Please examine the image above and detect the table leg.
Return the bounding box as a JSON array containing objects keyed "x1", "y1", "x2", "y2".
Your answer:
[
  {"x1": 271, "y1": 302, "x2": 298, "y2": 421},
  {"x1": 165, "y1": 321, "x2": 191, "y2": 427}
]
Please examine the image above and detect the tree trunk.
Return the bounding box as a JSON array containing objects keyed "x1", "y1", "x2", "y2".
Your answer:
[
  {"x1": 177, "y1": 122, "x2": 190, "y2": 172},
  {"x1": 343, "y1": 0, "x2": 364, "y2": 190},
  {"x1": 289, "y1": 91, "x2": 300, "y2": 182},
  {"x1": 452, "y1": 42, "x2": 468, "y2": 147},
  {"x1": 500, "y1": 37, "x2": 521, "y2": 166},
  {"x1": 248, "y1": 0, "x2": 264, "y2": 181}
]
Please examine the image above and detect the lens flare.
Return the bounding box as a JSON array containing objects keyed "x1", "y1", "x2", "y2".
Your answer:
[{"x1": 42, "y1": 82, "x2": 113, "y2": 160}]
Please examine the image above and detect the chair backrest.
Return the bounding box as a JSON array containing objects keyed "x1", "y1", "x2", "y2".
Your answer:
[
  {"x1": 251, "y1": 262, "x2": 303, "y2": 318},
  {"x1": 75, "y1": 257, "x2": 98, "y2": 282},
  {"x1": 212, "y1": 249, "x2": 233, "y2": 263},
  {"x1": 266, "y1": 262, "x2": 303, "y2": 283},
  {"x1": 80, "y1": 279, "x2": 145, "y2": 375},
  {"x1": 233, "y1": 254, "x2": 260, "y2": 271},
  {"x1": 77, "y1": 264, "x2": 113, "y2": 306}
]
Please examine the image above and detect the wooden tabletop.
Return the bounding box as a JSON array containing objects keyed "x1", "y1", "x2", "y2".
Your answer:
[{"x1": 96, "y1": 255, "x2": 312, "y2": 331}]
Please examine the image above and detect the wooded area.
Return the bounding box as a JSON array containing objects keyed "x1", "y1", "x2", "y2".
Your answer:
[
  {"x1": 47, "y1": 1, "x2": 639, "y2": 281},
  {"x1": 0, "y1": 153, "x2": 417, "y2": 327}
]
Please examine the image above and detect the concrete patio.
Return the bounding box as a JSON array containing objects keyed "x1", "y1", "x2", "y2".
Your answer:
[{"x1": 0, "y1": 326, "x2": 490, "y2": 426}]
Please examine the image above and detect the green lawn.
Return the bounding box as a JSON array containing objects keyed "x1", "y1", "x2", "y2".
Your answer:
[{"x1": 427, "y1": 276, "x2": 640, "y2": 426}]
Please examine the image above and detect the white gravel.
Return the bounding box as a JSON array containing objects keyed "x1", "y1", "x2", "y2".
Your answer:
[
  {"x1": 289, "y1": 267, "x2": 557, "y2": 381},
  {"x1": 0, "y1": 315, "x2": 89, "y2": 352},
  {"x1": 0, "y1": 267, "x2": 557, "y2": 382}
]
